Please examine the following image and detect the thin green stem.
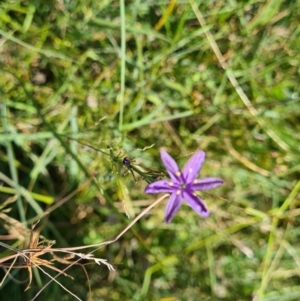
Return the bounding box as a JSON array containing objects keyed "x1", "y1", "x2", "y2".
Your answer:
[
  {"x1": 118, "y1": 0, "x2": 126, "y2": 132},
  {"x1": 0, "y1": 102, "x2": 27, "y2": 226}
]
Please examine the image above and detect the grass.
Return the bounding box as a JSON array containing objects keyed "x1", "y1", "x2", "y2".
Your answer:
[{"x1": 0, "y1": 0, "x2": 299, "y2": 300}]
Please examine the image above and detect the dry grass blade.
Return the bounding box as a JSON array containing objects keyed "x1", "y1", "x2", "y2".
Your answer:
[
  {"x1": 0, "y1": 226, "x2": 72, "y2": 290},
  {"x1": 24, "y1": 227, "x2": 73, "y2": 291}
]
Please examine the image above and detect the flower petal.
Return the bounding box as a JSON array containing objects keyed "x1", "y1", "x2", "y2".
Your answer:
[
  {"x1": 183, "y1": 191, "x2": 209, "y2": 217},
  {"x1": 160, "y1": 149, "x2": 180, "y2": 182},
  {"x1": 192, "y1": 177, "x2": 224, "y2": 191},
  {"x1": 183, "y1": 151, "x2": 205, "y2": 183},
  {"x1": 165, "y1": 192, "x2": 183, "y2": 223},
  {"x1": 144, "y1": 180, "x2": 176, "y2": 194}
]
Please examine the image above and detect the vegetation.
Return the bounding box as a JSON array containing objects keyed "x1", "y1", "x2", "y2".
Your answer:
[{"x1": 0, "y1": 0, "x2": 299, "y2": 300}]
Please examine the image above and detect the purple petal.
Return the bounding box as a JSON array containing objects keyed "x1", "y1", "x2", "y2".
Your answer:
[
  {"x1": 165, "y1": 192, "x2": 183, "y2": 223},
  {"x1": 183, "y1": 191, "x2": 209, "y2": 217},
  {"x1": 192, "y1": 177, "x2": 224, "y2": 191},
  {"x1": 144, "y1": 180, "x2": 176, "y2": 194},
  {"x1": 160, "y1": 150, "x2": 180, "y2": 182},
  {"x1": 183, "y1": 151, "x2": 205, "y2": 183}
]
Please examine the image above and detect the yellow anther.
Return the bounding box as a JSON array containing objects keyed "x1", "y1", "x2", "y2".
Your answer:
[
  {"x1": 176, "y1": 171, "x2": 181, "y2": 177},
  {"x1": 169, "y1": 182, "x2": 174, "y2": 186}
]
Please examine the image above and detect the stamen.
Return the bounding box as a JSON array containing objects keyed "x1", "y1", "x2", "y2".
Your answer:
[
  {"x1": 193, "y1": 179, "x2": 198, "y2": 184},
  {"x1": 168, "y1": 182, "x2": 174, "y2": 186},
  {"x1": 176, "y1": 190, "x2": 181, "y2": 195},
  {"x1": 176, "y1": 171, "x2": 181, "y2": 177}
]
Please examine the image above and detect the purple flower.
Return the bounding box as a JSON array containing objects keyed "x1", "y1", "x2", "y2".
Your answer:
[{"x1": 145, "y1": 150, "x2": 224, "y2": 223}]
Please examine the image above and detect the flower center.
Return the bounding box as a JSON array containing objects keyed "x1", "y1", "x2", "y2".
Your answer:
[{"x1": 180, "y1": 183, "x2": 186, "y2": 190}]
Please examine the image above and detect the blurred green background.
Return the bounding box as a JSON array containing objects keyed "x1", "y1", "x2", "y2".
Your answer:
[{"x1": 0, "y1": 0, "x2": 299, "y2": 300}]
